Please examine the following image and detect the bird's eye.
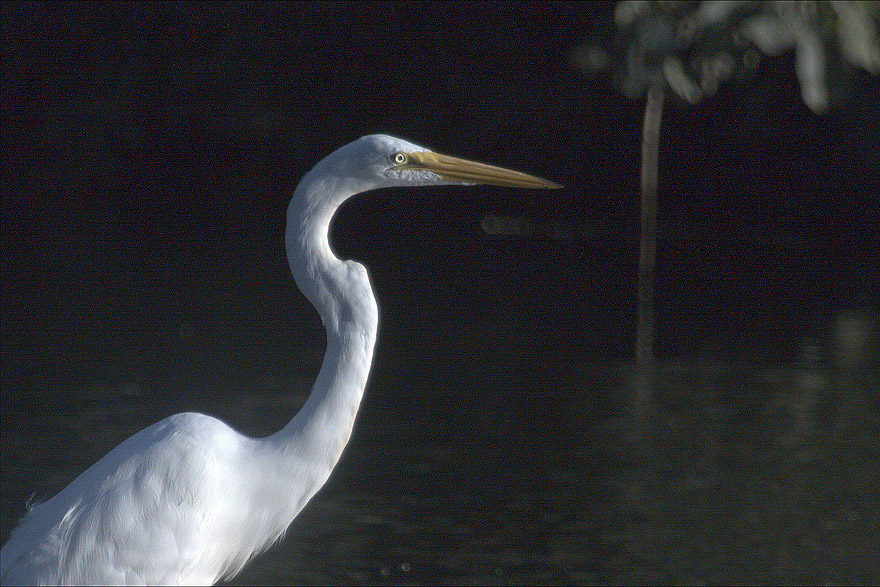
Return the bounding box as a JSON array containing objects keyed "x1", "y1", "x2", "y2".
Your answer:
[{"x1": 392, "y1": 153, "x2": 407, "y2": 165}]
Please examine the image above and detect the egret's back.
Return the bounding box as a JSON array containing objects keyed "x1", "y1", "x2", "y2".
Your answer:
[{"x1": 0, "y1": 413, "x2": 284, "y2": 585}]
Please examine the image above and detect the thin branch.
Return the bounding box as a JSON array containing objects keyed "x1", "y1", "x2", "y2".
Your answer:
[{"x1": 633, "y1": 85, "x2": 664, "y2": 441}]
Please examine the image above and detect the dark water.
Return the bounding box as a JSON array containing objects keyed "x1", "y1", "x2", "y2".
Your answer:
[
  {"x1": 2, "y1": 360, "x2": 610, "y2": 585},
  {"x1": 3, "y1": 360, "x2": 879, "y2": 585}
]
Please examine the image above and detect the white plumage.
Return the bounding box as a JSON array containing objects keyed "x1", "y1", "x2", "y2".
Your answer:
[{"x1": 1, "y1": 134, "x2": 559, "y2": 585}]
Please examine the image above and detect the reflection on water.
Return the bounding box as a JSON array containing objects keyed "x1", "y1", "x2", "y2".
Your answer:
[{"x1": 2, "y1": 361, "x2": 878, "y2": 585}]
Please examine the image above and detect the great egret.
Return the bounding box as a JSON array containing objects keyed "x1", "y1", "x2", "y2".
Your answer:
[{"x1": 0, "y1": 134, "x2": 561, "y2": 585}]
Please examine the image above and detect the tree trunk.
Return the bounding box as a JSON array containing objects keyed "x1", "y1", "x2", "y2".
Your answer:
[{"x1": 633, "y1": 86, "x2": 664, "y2": 442}]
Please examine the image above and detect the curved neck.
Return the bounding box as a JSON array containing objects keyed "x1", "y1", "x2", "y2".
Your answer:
[
  {"x1": 271, "y1": 168, "x2": 379, "y2": 484},
  {"x1": 212, "y1": 172, "x2": 379, "y2": 578}
]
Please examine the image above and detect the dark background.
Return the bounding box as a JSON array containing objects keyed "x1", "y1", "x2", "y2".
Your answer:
[{"x1": 2, "y1": 1, "x2": 878, "y2": 584}]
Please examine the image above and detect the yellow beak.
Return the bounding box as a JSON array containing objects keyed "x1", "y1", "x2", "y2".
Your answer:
[{"x1": 399, "y1": 151, "x2": 563, "y2": 190}]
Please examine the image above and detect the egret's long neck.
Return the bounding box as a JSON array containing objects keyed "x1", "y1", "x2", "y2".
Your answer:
[{"x1": 270, "y1": 168, "x2": 379, "y2": 489}]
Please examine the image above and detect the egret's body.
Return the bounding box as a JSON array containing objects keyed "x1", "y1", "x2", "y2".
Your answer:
[{"x1": 1, "y1": 134, "x2": 559, "y2": 585}]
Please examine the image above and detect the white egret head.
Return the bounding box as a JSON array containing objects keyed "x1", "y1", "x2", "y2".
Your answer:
[{"x1": 305, "y1": 134, "x2": 562, "y2": 199}]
